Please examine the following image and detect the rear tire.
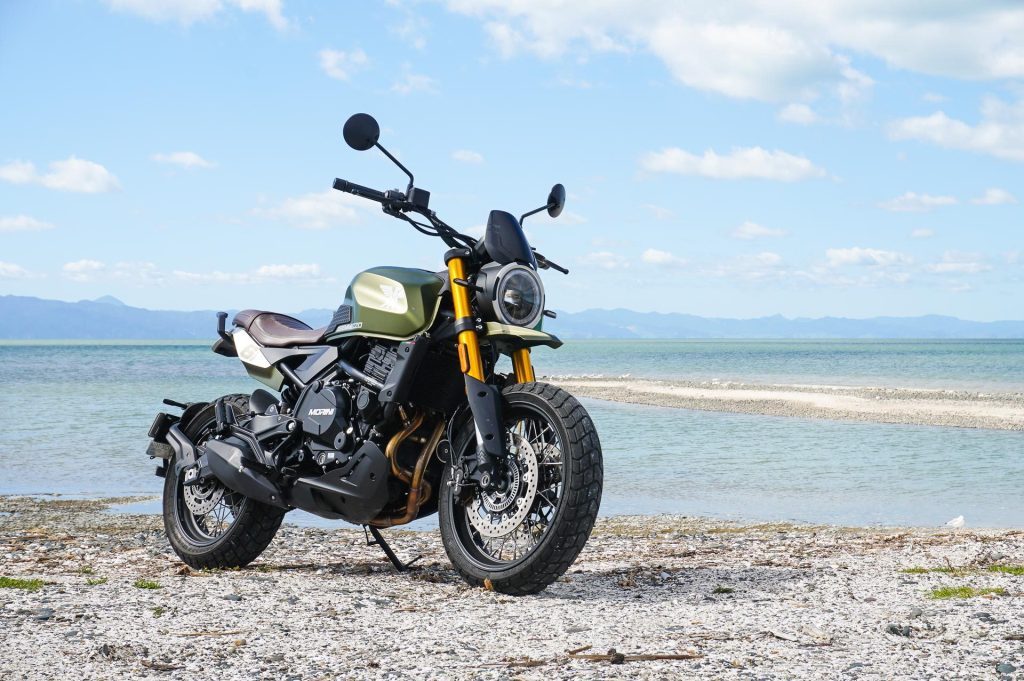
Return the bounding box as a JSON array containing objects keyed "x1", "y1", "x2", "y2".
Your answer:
[
  {"x1": 438, "y1": 382, "x2": 603, "y2": 595},
  {"x1": 162, "y1": 395, "x2": 285, "y2": 570}
]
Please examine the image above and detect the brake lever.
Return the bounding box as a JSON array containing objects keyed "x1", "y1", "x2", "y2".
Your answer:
[{"x1": 533, "y1": 250, "x2": 569, "y2": 274}]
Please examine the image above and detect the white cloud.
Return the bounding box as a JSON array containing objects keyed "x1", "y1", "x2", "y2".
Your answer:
[
  {"x1": 925, "y1": 251, "x2": 992, "y2": 274},
  {"x1": 878, "y1": 192, "x2": 957, "y2": 213},
  {"x1": 0, "y1": 157, "x2": 120, "y2": 193},
  {"x1": 0, "y1": 160, "x2": 35, "y2": 184},
  {"x1": 922, "y1": 92, "x2": 947, "y2": 103},
  {"x1": 258, "y1": 190, "x2": 365, "y2": 229},
  {"x1": 0, "y1": 215, "x2": 54, "y2": 233},
  {"x1": 642, "y1": 204, "x2": 673, "y2": 221},
  {"x1": 731, "y1": 221, "x2": 787, "y2": 240},
  {"x1": 173, "y1": 263, "x2": 329, "y2": 284},
  {"x1": 111, "y1": 261, "x2": 164, "y2": 283},
  {"x1": 152, "y1": 151, "x2": 215, "y2": 169},
  {"x1": 826, "y1": 247, "x2": 911, "y2": 268},
  {"x1": 971, "y1": 188, "x2": 1018, "y2": 205},
  {"x1": 391, "y1": 73, "x2": 437, "y2": 95},
  {"x1": 580, "y1": 251, "x2": 629, "y2": 270},
  {"x1": 641, "y1": 147, "x2": 826, "y2": 182},
  {"x1": 318, "y1": 48, "x2": 368, "y2": 81},
  {"x1": 63, "y1": 259, "x2": 107, "y2": 282},
  {"x1": 448, "y1": 3, "x2": 1024, "y2": 106},
  {"x1": 105, "y1": 0, "x2": 288, "y2": 30},
  {"x1": 0, "y1": 261, "x2": 31, "y2": 279},
  {"x1": 777, "y1": 103, "x2": 819, "y2": 125},
  {"x1": 641, "y1": 248, "x2": 687, "y2": 268},
  {"x1": 910, "y1": 228, "x2": 934, "y2": 239},
  {"x1": 452, "y1": 149, "x2": 484, "y2": 164},
  {"x1": 703, "y1": 252, "x2": 785, "y2": 280},
  {"x1": 888, "y1": 97, "x2": 1024, "y2": 162}
]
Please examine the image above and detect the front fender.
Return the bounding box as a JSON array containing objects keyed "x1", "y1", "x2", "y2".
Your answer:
[{"x1": 482, "y1": 322, "x2": 563, "y2": 350}]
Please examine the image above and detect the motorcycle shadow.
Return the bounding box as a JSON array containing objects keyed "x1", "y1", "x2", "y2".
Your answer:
[{"x1": 534, "y1": 564, "x2": 814, "y2": 603}]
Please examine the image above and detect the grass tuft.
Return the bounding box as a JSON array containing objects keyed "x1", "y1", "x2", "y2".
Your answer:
[
  {"x1": 712, "y1": 585, "x2": 735, "y2": 594},
  {"x1": 86, "y1": 577, "x2": 108, "y2": 586},
  {"x1": 928, "y1": 586, "x2": 1006, "y2": 600},
  {"x1": 133, "y1": 578, "x2": 162, "y2": 590},
  {"x1": 901, "y1": 565, "x2": 970, "y2": 576},
  {"x1": 988, "y1": 564, "x2": 1024, "y2": 576},
  {"x1": 0, "y1": 576, "x2": 44, "y2": 591},
  {"x1": 152, "y1": 606, "x2": 166, "y2": 617},
  {"x1": 77, "y1": 566, "x2": 94, "y2": 575}
]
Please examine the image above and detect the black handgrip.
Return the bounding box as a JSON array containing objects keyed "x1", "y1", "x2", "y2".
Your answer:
[{"x1": 333, "y1": 177, "x2": 388, "y2": 203}]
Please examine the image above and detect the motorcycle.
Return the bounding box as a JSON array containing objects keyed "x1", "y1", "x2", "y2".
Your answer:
[{"x1": 146, "y1": 113, "x2": 603, "y2": 595}]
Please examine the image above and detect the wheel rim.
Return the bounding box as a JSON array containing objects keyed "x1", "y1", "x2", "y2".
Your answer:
[
  {"x1": 449, "y1": 402, "x2": 566, "y2": 569},
  {"x1": 173, "y1": 426, "x2": 245, "y2": 546}
]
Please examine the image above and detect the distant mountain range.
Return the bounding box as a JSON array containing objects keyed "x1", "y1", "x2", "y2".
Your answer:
[{"x1": 1, "y1": 295, "x2": 1021, "y2": 340}]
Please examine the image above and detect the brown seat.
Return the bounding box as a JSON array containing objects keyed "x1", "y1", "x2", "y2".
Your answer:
[{"x1": 232, "y1": 309, "x2": 326, "y2": 347}]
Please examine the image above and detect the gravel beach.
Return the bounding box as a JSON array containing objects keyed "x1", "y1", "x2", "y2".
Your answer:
[
  {"x1": 2, "y1": 495, "x2": 1022, "y2": 680},
  {"x1": 552, "y1": 377, "x2": 1024, "y2": 431}
]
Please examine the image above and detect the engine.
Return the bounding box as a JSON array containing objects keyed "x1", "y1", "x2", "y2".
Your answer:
[{"x1": 292, "y1": 341, "x2": 401, "y2": 470}]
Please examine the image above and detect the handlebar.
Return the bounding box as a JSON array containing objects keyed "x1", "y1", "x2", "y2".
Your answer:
[
  {"x1": 333, "y1": 178, "x2": 389, "y2": 204},
  {"x1": 333, "y1": 177, "x2": 565, "y2": 271}
]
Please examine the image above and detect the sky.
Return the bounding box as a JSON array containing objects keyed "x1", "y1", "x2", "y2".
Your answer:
[{"x1": 1, "y1": 1, "x2": 1022, "y2": 320}]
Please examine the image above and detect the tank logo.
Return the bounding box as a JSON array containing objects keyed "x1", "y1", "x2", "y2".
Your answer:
[
  {"x1": 334, "y1": 322, "x2": 363, "y2": 333},
  {"x1": 308, "y1": 408, "x2": 335, "y2": 416},
  {"x1": 378, "y1": 284, "x2": 408, "y2": 314}
]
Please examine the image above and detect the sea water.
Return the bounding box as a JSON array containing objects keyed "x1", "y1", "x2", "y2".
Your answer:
[{"x1": 0, "y1": 341, "x2": 1021, "y2": 527}]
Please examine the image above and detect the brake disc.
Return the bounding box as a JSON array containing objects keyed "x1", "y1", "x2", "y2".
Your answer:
[
  {"x1": 468, "y1": 434, "x2": 539, "y2": 539},
  {"x1": 183, "y1": 482, "x2": 225, "y2": 516}
]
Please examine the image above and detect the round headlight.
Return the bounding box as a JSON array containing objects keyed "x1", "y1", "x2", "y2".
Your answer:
[{"x1": 490, "y1": 264, "x2": 544, "y2": 327}]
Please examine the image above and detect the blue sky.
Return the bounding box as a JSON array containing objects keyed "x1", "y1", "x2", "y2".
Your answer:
[{"x1": 1, "y1": 1, "x2": 1021, "y2": 320}]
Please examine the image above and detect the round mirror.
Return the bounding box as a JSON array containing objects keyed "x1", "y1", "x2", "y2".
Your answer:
[
  {"x1": 547, "y1": 183, "x2": 566, "y2": 218},
  {"x1": 343, "y1": 113, "x2": 380, "y2": 151}
]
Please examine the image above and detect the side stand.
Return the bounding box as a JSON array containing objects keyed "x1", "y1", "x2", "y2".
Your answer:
[{"x1": 363, "y1": 525, "x2": 421, "y2": 572}]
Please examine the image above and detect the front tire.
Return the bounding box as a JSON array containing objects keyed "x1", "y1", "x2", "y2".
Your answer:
[
  {"x1": 439, "y1": 382, "x2": 603, "y2": 595},
  {"x1": 162, "y1": 395, "x2": 285, "y2": 570}
]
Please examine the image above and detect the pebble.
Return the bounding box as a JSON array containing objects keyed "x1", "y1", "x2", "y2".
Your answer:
[
  {"x1": 33, "y1": 608, "x2": 54, "y2": 621},
  {"x1": 908, "y1": 607, "x2": 923, "y2": 619},
  {"x1": 886, "y1": 624, "x2": 912, "y2": 637},
  {"x1": 997, "y1": 663, "x2": 1016, "y2": 674},
  {"x1": 223, "y1": 593, "x2": 243, "y2": 601}
]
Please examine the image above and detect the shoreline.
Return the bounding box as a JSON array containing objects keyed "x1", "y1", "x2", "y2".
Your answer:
[
  {"x1": 1, "y1": 496, "x2": 1022, "y2": 679},
  {"x1": 550, "y1": 376, "x2": 1024, "y2": 430}
]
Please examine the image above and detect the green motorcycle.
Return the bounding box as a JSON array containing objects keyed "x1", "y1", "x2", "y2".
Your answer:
[{"x1": 146, "y1": 113, "x2": 603, "y2": 595}]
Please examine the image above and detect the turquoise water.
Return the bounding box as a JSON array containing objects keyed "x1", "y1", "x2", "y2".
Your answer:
[
  {"x1": 533, "y1": 339, "x2": 1024, "y2": 391},
  {"x1": 0, "y1": 341, "x2": 1021, "y2": 527}
]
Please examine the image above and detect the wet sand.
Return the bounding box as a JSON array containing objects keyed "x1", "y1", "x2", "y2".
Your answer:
[{"x1": 551, "y1": 377, "x2": 1024, "y2": 430}]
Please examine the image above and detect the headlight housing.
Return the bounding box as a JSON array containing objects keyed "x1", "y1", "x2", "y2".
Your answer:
[{"x1": 476, "y1": 263, "x2": 545, "y2": 328}]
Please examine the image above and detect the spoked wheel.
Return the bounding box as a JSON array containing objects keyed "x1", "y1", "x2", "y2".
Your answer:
[
  {"x1": 439, "y1": 382, "x2": 603, "y2": 595},
  {"x1": 162, "y1": 395, "x2": 285, "y2": 570}
]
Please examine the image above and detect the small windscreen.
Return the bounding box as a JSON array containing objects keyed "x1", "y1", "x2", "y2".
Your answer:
[{"x1": 483, "y1": 210, "x2": 537, "y2": 268}]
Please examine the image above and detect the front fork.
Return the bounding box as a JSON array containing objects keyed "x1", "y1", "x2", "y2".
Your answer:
[{"x1": 447, "y1": 254, "x2": 535, "y2": 491}]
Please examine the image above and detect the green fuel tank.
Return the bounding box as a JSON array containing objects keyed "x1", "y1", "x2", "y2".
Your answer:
[{"x1": 324, "y1": 266, "x2": 444, "y2": 342}]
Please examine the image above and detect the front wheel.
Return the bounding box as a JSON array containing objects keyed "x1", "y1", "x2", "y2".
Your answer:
[{"x1": 438, "y1": 382, "x2": 603, "y2": 595}]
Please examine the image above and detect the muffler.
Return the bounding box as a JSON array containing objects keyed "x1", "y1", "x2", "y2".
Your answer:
[{"x1": 203, "y1": 437, "x2": 288, "y2": 509}]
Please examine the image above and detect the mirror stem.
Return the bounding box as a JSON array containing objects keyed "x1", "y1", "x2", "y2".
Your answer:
[
  {"x1": 375, "y1": 142, "x2": 415, "y2": 195},
  {"x1": 519, "y1": 203, "x2": 552, "y2": 226}
]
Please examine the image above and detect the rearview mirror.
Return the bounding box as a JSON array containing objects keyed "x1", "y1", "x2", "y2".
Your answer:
[
  {"x1": 343, "y1": 113, "x2": 380, "y2": 151},
  {"x1": 547, "y1": 183, "x2": 566, "y2": 218}
]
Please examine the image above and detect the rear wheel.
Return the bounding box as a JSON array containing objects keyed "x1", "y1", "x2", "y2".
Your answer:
[
  {"x1": 162, "y1": 395, "x2": 285, "y2": 570},
  {"x1": 438, "y1": 382, "x2": 603, "y2": 595}
]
